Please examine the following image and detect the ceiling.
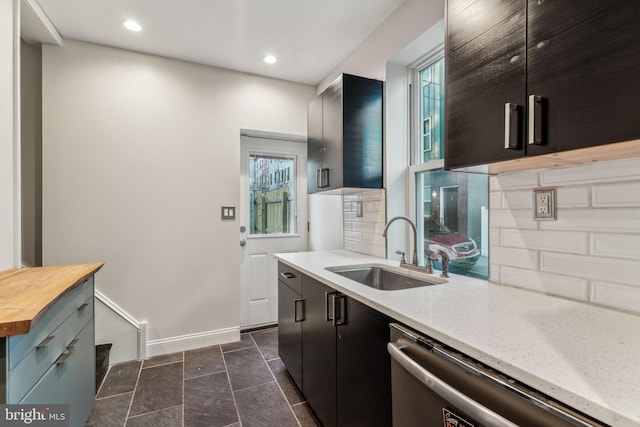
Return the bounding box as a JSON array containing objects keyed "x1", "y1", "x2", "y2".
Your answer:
[{"x1": 35, "y1": 0, "x2": 407, "y2": 86}]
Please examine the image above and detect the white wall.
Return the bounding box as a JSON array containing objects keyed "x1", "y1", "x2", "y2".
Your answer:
[
  {"x1": 0, "y1": 0, "x2": 18, "y2": 270},
  {"x1": 42, "y1": 40, "x2": 315, "y2": 358},
  {"x1": 489, "y1": 157, "x2": 640, "y2": 314},
  {"x1": 318, "y1": 0, "x2": 444, "y2": 93}
]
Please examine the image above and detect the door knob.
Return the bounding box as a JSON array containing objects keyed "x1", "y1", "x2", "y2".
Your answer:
[{"x1": 240, "y1": 239, "x2": 247, "y2": 247}]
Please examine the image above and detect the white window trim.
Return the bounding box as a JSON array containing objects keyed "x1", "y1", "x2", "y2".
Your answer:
[
  {"x1": 408, "y1": 159, "x2": 444, "y2": 263},
  {"x1": 409, "y1": 45, "x2": 444, "y2": 166}
]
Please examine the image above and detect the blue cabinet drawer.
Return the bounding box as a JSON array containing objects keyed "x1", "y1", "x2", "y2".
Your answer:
[
  {"x1": 20, "y1": 320, "x2": 95, "y2": 427},
  {"x1": 8, "y1": 277, "x2": 93, "y2": 369},
  {"x1": 7, "y1": 294, "x2": 94, "y2": 403}
]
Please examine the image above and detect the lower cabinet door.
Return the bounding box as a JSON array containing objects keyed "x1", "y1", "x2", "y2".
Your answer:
[
  {"x1": 337, "y1": 296, "x2": 392, "y2": 427},
  {"x1": 278, "y1": 280, "x2": 303, "y2": 389},
  {"x1": 21, "y1": 320, "x2": 95, "y2": 427},
  {"x1": 302, "y1": 276, "x2": 337, "y2": 427}
]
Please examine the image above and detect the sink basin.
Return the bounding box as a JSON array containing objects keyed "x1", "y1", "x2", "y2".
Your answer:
[{"x1": 326, "y1": 264, "x2": 445, "y2": 291}]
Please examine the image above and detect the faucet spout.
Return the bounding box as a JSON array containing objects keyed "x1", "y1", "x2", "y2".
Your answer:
[{"x1": 382, "y1": 216, "x2": 418, "y2": 267}]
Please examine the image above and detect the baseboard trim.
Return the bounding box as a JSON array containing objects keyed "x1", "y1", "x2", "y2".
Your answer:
[{"x1": 146, "y1": 327, "x2": 241, "y2": 358}]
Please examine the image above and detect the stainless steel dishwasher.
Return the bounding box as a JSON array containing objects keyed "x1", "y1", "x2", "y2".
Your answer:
[{"x1": 388, "y1": 323, "x2": 607, "y2": 427}]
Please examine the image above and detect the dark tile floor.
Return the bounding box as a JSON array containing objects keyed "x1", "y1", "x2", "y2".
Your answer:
[{"x1": 86, "y1": 328, "x2": 320, "y2": 427}]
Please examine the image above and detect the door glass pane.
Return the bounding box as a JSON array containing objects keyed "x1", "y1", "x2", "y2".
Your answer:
[
  {"x1": 415, "y1": 169, "x2": 488, "y2": 279},
  {"x1": 249, "y1": 153, "x2": 296, "y2": 235},
  {"x1": 419, "y1": 57, "x2": 444, "y2": 163}
]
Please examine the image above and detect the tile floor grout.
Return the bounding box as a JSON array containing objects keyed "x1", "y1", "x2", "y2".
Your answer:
[{"x1": 88, "y1": 327, "x2": 318, "y2": 427}]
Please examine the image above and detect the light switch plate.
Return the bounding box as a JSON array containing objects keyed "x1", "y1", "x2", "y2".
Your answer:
[
  {"x1": 533, "y1": 188, "x2": 556, "y2": 220},
  {"x1": 221, "y1": 206, "x2": 236, "y2": 220}
]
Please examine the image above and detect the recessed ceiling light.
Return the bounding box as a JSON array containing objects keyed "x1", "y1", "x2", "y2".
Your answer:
[
  {"x1": 263, "y1": 55, "x2": 277, "y2": 64},
  {"x1": 123, "y1": 20, "x2": 142, "y2": 32}
]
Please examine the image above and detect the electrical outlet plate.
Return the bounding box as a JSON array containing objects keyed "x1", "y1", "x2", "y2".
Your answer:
[{"x1": 533, "y1": 188, "x2": 556, "y2": 220}]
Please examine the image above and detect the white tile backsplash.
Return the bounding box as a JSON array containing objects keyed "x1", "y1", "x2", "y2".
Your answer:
[
  {"x1": 490, "y1": 157, "x2": 640, "y2": 314},
  {"x1": 343, "y1": 189, "x2": 386, "y2": 259}
]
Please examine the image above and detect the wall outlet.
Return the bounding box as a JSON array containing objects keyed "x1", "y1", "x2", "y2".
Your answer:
[{"x1": 533, "y1": 188, "x2": 556, "y2": 220}]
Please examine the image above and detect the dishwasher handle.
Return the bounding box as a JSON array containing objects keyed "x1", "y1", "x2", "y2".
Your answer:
[{"x1": 388, "y1": 341, "x2": 518, "y2": 427}]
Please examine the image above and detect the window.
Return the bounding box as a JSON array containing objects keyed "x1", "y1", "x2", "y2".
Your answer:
[
  {"x1": 248, "y1": 153, "x2": 296, "y2": 235},
  {"x1": 410, "y1": 54, "x2": 488, "y2": 279}
]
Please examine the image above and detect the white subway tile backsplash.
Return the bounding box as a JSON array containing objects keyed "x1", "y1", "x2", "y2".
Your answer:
[
  {"x1": 491, "y1": 171, "x2": 538, "y2": 191},
  {"x1": 591, "y1": 281, "x2": 640, "y2": 314},
  {"x1": 489, "y1": 191, "x2": 503, "y2": 209},
  {"x1": 490, "y1": 157, "x2": 640, "y2": 313},
  {"x1": 343, "y1": 189, "x2": 386, "y2": 258},
  {"x1": 556, "y1": 187, "x2": 590, "y2": 208},
  {"x1": 502, "y1": 190, "x2": 533, "y2": 210},
  {"x1": 592, "y1": 182, "x2": 640, "y2": 207},
  {"x1": 490, "y1": 246, "x2": 539, "y2": 269},
  {"x1": 344, "y1": 231, "x2": 362, "y2": 242},
  {"x1": 540, "y1": 252, "x2": 640, "y2": 287},
  {"x1": 540, "y1": 157, "x2": 640, "y2": 186},
  {"x1": 591, "y1": 233, "x2": 640, "y2": 260},
  {"x1": 500, "y1": 267, "x2": 589, "y2": 301},
  {"x1": 500, "y1": 230, "x2": 588, "y2": 254},
  {"x1": 540, "y1": 208, "x2": 640, "y2": 233},
  {"x1": 490, "y1": 210, "x2": 538, "y2": 230}
]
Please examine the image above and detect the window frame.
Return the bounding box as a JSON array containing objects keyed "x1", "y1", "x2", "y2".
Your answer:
[{"x1": 408, "y1": 47, "x2": 446, "y2": 263}]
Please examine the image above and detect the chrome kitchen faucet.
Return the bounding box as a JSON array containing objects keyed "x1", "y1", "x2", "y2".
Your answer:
[{"x1": 382, "y1": 216, "x2": 434, "y2": 274}]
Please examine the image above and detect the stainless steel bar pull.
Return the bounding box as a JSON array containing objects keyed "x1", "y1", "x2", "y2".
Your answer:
[
  {"x1": 528, "y1": 95, "x2": 543, "y2": 145},
  {"x1": 504, "y1": 103, "x2": 520, "y2": 149},
  {"x1": 316, "y1": 169, "x2": 322, "y2": 189},
  {"x1": 388, "y1": 342, "x2": 518, "y2": 427}
]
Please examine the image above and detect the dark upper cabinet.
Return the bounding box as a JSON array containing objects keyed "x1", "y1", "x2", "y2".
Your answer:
[
  {"x1": 445, "y1": 0, "x2": 640, "y2": 171},
  {"x1": 307, "y1": 74, "x2": 383, "y2": 193}
]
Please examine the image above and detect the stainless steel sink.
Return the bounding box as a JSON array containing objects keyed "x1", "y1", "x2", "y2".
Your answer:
[{"x1": 326, "y1": 265, "x2": 444, "y2": 291}]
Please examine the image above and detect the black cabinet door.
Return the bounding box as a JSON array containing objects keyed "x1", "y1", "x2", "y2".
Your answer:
[
  {"x1": 323, "y1": 77, "x2": 344, "y2": 192},
  {"x1": 342, "y1": 74, "x2": 383, "y2": 189},
  {"x1": 277, "y1": 280, "x2": 303, "y2": 390},
  {"x1": 526, "y1": 0, "x2": 640, "y2": 156},
  {"x1": 302, "y1": 276, "x2": 337, "y2": 427},
  {"x1": 445, "y1": 0, "x2": 527, "y2": 169},
  {"x1": 307, "y1": 95, "x2": 323, "y2": 194},
  {"x1": 336, "y1": 296, "x2": 392, "y2": 427}
]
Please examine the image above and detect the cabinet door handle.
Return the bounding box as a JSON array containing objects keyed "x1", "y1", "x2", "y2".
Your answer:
[
  {"x1": 325, "y1": 291, "x2": 337, "y2": 322},
  {"x1": 78, "y1": 302, "x2": 89, "y2": 311},
  {"x1": 294, "y1": 299, "x2": 305, "y2": 322},
  {"x1": 321, "y1": 168, "x2": 330, "y2": 188},
  {"x1": 316, "y1": 169, "x2": 322, "y2": 189},
  {"x1": 504, "y1": 103, "x2": 520, "y2": 149},
  {"x1": 36, "y1": 335, "x2": 55, "y2": 349},
  {"x1": 528, "y1": 95, "x2": 544, "y2": 145},
  {"x1": 66, "y1": 338, "x2": 79, "y2": 349},
  {"x1": 334, "y1": 294, "x2": 346, "y2": 327},
  {"x1": 55, "y1": 351, "x2": 73, "y2": 366},
  {"x1": 280, "y1": 272, "x2": 295, "y2": 280}
]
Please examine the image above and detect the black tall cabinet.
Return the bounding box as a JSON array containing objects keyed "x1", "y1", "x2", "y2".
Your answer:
[
  {"x1": 445, "y1": 0, "x2": 640, "y2": 170},
  {"x1": 307, "y1": 74, "x2": 383, "y2": 193}
]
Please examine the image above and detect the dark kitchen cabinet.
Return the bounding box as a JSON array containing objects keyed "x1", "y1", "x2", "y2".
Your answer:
[
  {"x1": 307, "y1": 74, "x2": 383, "y2": 193},
  {"x1": 277, "y1": 264, "x2": 392, "y2": 427},
  {"x1": 277, "y1": 263, "x2": 303, "y2": 390},
  {"x1": 445, "y1": 0, "x2": 640, "y2": 171},
  {"x1": 336, "y1": 295, "x2": 392, "y2": 427},
  {"x1": 302, "y1": 275, "x2": 338, "y2": 427}
]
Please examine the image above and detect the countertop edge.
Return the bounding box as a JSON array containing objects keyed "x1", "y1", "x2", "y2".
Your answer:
[
  {"x1": 275, "y1": 252, "x2": 640, "y2": 427},
  {"x1": 0, "y1": 262, "x2": 104, "y2": 338}
]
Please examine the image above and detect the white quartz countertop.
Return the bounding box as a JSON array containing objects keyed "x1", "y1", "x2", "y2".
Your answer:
[{"x1": 275, "y1": 250, "x2": 640, "y2": 427}]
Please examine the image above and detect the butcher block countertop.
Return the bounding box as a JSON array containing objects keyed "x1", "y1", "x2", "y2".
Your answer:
[
  {"x1": 0, "y1": 263, "x2": 103, "y2": 337},
  {"x1": 276, "y1": 250, "x2": 640, "y2": 427}
]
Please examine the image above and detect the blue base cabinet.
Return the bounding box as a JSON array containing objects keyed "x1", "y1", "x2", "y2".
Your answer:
[{"x1": 2, "y1": 275, "x2": 96, "y2": 427}]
